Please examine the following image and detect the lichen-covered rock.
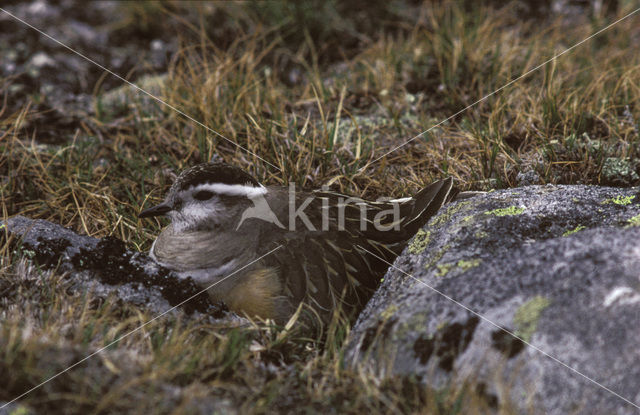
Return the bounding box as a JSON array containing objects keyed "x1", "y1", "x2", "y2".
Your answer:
[
  {"x1": 3, "y1": 216, "x2": 238, "y2": 324},
  {"x1": 345, "y1": 184, "x2": 640, "y2": 414}
]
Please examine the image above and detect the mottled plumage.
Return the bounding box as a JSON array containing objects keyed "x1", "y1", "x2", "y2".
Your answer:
[{"x1": 140, "y1": 162, "x2": 454, "y2": 326}]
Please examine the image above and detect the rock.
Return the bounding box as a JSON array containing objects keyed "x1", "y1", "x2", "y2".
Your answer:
[
  {"x1": 28, "y1": 52, "x2": 56, "y2": 69},
  {"x1": 3, "y1": 216, "x2": 238, "y2": 324},
  {"x1": 516, "y1": 169, "x2": 541, "y2": 186},
  {"x1": 98, "y1": 73, "x2": 168, "y2": 117},
  {"x1": 345, "y1": 184, "x2": 640, "y2": 414}
]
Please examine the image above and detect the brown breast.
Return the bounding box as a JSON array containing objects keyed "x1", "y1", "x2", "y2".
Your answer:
[{"x1": 221, "y1": 266, "x2": 292, "y2": 323}]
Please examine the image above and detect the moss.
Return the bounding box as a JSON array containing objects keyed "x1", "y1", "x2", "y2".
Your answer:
[
  {"x1": 484, "y1": 206, "x2": 525, "y2": 216},
  {"x1": 601, "y1": 195, "x2": 635, "y2": 206},
  {"x1": 436, "y1": 263, "x2": 454, "y2": 277},
  {"x1": 457, "y1": 258, "x2": 481, "y2": 271},
  {"x1": 513, "y1": 296, "x2": 551, "y2": 342},
  {"x1": 430, "y1": 201, "x2": 472, "y2": 227},
  {"x1": 475, "y1": 230, "x2": 488, "y2": 239},
  {"x1": 625, "y1": 214, "x2": 640, "y2": 228},
  {"x1": 408, "y1": 229, "x2": 431, "y2": 254},
  {"x1": 562, "y1": 225, "x2": 585, "y2": 236},
  {"x1": 461, "y1": 215, "x2": 474, "y2": 223}
]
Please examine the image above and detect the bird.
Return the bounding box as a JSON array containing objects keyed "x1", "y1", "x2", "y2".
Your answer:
[{"x1": 139, "y1": 162, "x2": 455, "y2": 328}]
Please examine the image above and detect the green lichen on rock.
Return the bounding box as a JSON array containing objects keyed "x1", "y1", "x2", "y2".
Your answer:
[
  {"x1": 381, "y1": 304, "x2": 398, "y2": 319},
  {"x1": 395, "y1": 312, "x2": 429, "y2": 339},
  {"x1": 436, "y1": 320, "x2": 449, "y2": 331},
  {"x1": 424, "y1": 244, "x2": 451, "y2": 272},
  {"x1": 484, "y1": 206, "x2": 525, "y2": 217},
  {"x1": 625, "y1": 214, "x2": 640, "y2": 228},
  {"x1": 431, "y1": 201, "x2": 472, "y2": 227},
  {"x1": 436, "y1": 263, "x2": 454, "y2": 277},
  {"x1": 427, "y1": 244, "x2": 451, "y2": 268},
  {"x1": 475, "y1": 230, "x2": 488, "y2": 239},
  {"x1": 514, "y1": 296, "x2": 551, "y2": 342},
  {"x1": 613, "y1": 195, "x2": 635, "y2": 205},
  {"x1": 434, "y1": 258, "x2": 481, "y2": 277},
  {"x1": 601, "y1": 195, "x2": 635, "y2": 206},
  {"x1": 562, "y1": 225, "x2": 585, "y2": 237},
  {"x1": 408, "y1": 229, "x2": 431, "y2": 254},
  {"x1": 457, "y1": 258, "x2": 481, "y2": 271}
]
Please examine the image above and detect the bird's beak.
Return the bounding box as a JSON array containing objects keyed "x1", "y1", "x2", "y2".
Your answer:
[{"x1": 139, "y1": 203, "x2": 172, "y2": 218}]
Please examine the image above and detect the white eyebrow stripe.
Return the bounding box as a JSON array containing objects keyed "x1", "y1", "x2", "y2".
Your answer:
[
  {"x1": 389, "y1": 197, "x2": 412, "y2": 203},
  {"x1": 192, "y1": 182, "x2": 267, "y2": 197}
]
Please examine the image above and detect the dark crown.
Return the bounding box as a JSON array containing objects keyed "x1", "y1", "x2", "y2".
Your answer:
[{"x1": 173, "y1": 162, "x2": 260, "y2": 191}]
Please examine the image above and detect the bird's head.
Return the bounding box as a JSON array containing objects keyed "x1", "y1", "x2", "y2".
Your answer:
[{"x1": 139, "y1": 162, "x2": 266, "y2": 232}]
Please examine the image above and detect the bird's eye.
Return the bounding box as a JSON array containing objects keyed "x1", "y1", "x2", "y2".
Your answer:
[{"x1": 193, "y1": 190, "x2": 214, "y2": 201}]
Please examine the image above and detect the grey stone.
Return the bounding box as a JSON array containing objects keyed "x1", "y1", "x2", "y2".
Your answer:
[
  {"x1": 345, "y1": 184, "x2": 640, "y2": 414},
  {"x1": 3, "y1": 216, "x2": 240, "y2": 325},
  {"x1": 516, "y1": 169, "x2": 541, "y2": 186},
  {"x1": 98, "y1": 74, "x2": 168, "y2": 117}
]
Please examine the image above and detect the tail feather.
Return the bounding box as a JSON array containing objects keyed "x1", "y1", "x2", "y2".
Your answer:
[
  {"x1": 403, "y1": 177, "x2": 454, "y2": 234},
  {"x1": 356, "y1": 177, "x2": 454, "y2": 244}
]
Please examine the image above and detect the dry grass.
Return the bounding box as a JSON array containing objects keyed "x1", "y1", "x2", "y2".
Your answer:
[{"x1": 1, "y1": 1, "x2": 639, "y2": 413}]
